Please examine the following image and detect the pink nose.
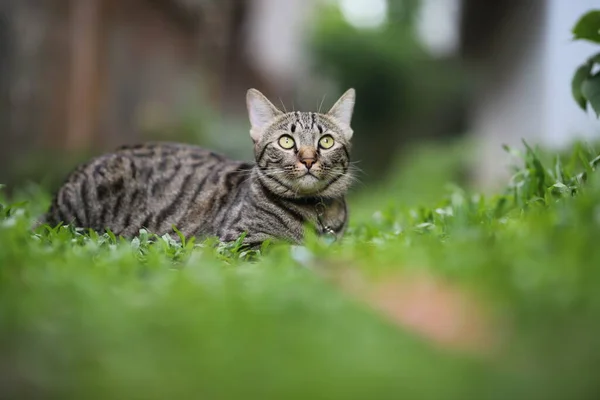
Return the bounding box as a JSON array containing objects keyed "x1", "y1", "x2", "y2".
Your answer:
[
  {"x1": 301, "y1": 158, "x2": 315, "y2": 169},
  {"x1": 298, "y1": 147, "x2": 317, "y2": 169}
]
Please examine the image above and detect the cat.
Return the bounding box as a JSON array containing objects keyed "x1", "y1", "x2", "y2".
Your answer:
[{"x1": 41, "y1": 88, "x2": 356, "y2": 247}]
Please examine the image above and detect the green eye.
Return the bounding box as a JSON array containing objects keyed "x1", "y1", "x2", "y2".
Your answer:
[
  {"x1": 278, "y1": 135, "x2": 295, "y2": 149},
  {"x1": 319, "y1": 135, "x2": 335, "y2": 149}
]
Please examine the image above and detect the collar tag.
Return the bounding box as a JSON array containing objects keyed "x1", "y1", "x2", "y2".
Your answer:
[{"x1": 315, "y1": 201, "x2": 337, "y2": 244}]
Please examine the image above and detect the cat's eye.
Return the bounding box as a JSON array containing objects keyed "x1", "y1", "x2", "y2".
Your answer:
[
  {"x1": 319, "y1": 135, "x2": 335, "y2": 149},
  {"x1": 278, "y1": 135, "x2": 295, "y2": 149}
]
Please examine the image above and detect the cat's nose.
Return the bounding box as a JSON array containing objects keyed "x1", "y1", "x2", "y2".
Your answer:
[
  {"x1": 301, "y1": 158, "x2": 315, "y2": 169},
  {"x1": 298, "y1": 147, "x2": 317, "y2": 170}
]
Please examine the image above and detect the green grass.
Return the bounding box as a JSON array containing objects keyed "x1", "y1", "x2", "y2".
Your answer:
[{"x1": 3, "y1": 140, "x2": 600, "y2": 399}]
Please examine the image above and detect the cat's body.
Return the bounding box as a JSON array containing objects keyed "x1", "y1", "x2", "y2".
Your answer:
[
  {"x1": 44, "y1": 142, "x2": 348, "y2": 246},
  {"x1": 42, "y1": 89, "x2": 356, "y2": 246}
]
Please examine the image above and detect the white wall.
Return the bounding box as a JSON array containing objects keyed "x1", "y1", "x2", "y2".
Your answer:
[{"x1": 245, "y1": 0, "x2": 316, "y2": 92}]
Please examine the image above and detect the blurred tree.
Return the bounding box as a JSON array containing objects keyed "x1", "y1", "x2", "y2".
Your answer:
[
  {"x1": 0, "y1": 0, "x2": 276, "y2": 190},
  {"x1": 0, "y1": 1, "x2": 73, "y2": 186}
]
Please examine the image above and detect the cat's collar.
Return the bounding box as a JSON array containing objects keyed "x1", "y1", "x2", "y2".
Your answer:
[
  {"x1": 315, "y1": 200, "x2": 336, "y2": 238},
  {"x1": 287, "y1": 196, "x2": 335, "y2": 207},
  {"x1": 286, "y1": 197, "x2": 337, "y2": 238}
]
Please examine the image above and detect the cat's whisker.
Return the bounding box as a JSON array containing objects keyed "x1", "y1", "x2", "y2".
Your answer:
[
  {"x1": 346, "y1": 175, "x2": 364, "y2": 185},
  {"x1": 261, "y1": 170, "x2": 291, "y2": 178},
  {"x1": 347, "y1": 165, "x2": 366, "y2": 177},
  {"x1": 318, "y1": 94, "x2": 327, "y2": 114},
  {"x1": 278, "y1": 98, "x2": 288, "y2": 113}
]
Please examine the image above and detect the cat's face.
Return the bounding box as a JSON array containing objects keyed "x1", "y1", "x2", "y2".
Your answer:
[{"x1": 247, "y1": 89, "x2": 355, "y2": 198}]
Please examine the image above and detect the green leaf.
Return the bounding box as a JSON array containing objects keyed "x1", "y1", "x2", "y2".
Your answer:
[
  {"x1": 579, "y1": 149, "x2": 594, "y2": 178},
  {"x1": 591, "y1": 52, "x2": 600, "y2": 65},
  {"x1": 554, "y1": 156, "x2": 564, "y2": 183},
  {"x1": 582, "y1": 73, "x2": 600, "y2": 117},
  {"x1": 502, "y1": 144, "x2": 523, "y2": 159},
  {"x1": 572, "y1": 61, "x2": 593, "y2": 110},
  {"x1": 172, "y1": 225, "x2": 186, "y2": 246},
  {"x1": 106, "y1": 229, "x2": 117, "y2": 244},
  {"x1": 573, "y1": 10, "x2": 600, "y2": 43},
  {"x1": 590, "y1": 154, "x2": 600, "y2": 169}
]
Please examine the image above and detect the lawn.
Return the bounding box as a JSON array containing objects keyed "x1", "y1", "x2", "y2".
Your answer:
[{"x1": 2, "y1": 140, "x2": 600, "y2": 399}]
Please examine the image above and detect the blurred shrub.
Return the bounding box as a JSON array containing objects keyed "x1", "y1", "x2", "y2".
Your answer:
[
  {"x1": 310, "y1": 0, "x2": 467, "y2": 179},
  {"x1": 4, "y1": 92, "x2": 217, "y2": 195}
]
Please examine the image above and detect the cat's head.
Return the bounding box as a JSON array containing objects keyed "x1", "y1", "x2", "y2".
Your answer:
[{"x1": 246, "y1": 88, "x2": 356, "y2": 199}]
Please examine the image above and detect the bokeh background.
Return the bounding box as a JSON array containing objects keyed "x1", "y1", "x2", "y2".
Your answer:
[{"x1": 0, "y1": 0, "x2": 598, "y2": 194}]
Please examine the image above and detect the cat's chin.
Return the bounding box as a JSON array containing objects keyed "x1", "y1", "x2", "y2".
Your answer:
[{"x1": 292, "y1": 174, "x2": 328, "y2": 196}]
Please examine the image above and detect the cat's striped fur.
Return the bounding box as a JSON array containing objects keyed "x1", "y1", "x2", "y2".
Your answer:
[{"x1": 42, "y1": 88, "x2": 356, "y2": 247}]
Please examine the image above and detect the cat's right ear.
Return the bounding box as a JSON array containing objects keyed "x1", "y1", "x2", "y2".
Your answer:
[{"x1": 246, "y1": 89, "x2": 283, "y2": 142}]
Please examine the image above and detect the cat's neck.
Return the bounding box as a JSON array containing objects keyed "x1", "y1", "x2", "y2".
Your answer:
[
  {"x1": 246, "y1": 173, "x2": 347, "y2": 237},
  {"x1": 281, "y1": 196, "x2": 337, "y2": 207},
  {"x1": 250, "y1": 172, "x2": 342, "y2": 208}
]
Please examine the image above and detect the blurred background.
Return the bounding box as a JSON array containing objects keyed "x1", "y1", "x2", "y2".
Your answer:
[{"x1": 0, "y1": 0, "x2": 598, "y2": 194}]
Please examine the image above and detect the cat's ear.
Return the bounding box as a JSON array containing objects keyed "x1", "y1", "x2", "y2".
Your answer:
[
  {"x1": 246, "y1": 89, "x2": 283, "y2": 141},
  {"x1": 327, "y1": 88, "x2": 355, "y2": 138}
]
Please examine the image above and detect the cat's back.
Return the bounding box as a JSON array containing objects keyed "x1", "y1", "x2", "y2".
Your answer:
[
  {"x1": 46, "y1": 142, "x2": 252, "y2": 236},
  {"x1": 113, "y1": 141, "x2": 227, "y2": 167},
  {"x1": 78, "y1": 142, "x2": 237, "y2": 192}
]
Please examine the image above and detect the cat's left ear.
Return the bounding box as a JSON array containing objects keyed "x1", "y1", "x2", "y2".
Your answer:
[
  {"x1": 327, "y1": 88, "x2": 355, "y2": 139},
  {"x1": 247, "y1": 89, "x2": 283, "y2": 142}
]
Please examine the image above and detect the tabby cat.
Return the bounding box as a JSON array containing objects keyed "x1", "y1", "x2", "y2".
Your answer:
[{"x1": 41, "y1": 88, "x2": 356, "y2": 247}]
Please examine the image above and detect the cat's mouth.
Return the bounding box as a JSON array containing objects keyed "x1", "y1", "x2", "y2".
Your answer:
[
  {"x1": 298, "y1": 171, "x2": 326, "y2": 185},
  {"x1": 290, "y1": 172, "x2": 328, "y2": 194}
]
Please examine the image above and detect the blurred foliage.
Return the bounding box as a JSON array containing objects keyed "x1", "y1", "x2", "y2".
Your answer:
[
  {"x1": 4, "y1": 139, "x2": 600, "y2": 398},
  {"x1": 2, "y1": 89, "x2": 253, "y2": 195},
  {"x1": 572, "y1": 10, "x2": 600, "y2": 116},
  {"x1": 310, "y1": 0, "x2": 467, "y2": 179},
  {"x1": 4, "y1": 150, "x2": 96, "y2": 197},
  {"x1": 348, "y1": 138, "x2": 475, "y2": 222}
]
